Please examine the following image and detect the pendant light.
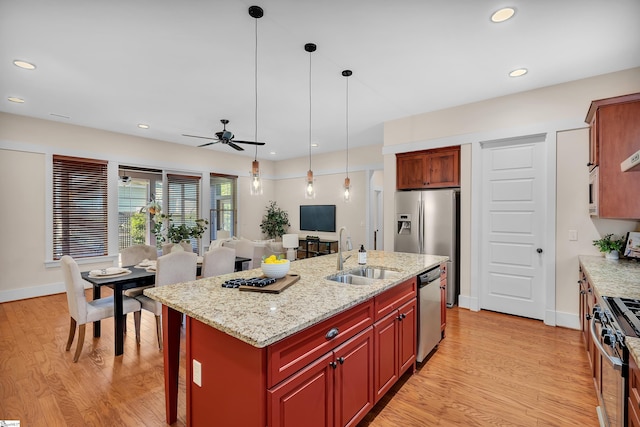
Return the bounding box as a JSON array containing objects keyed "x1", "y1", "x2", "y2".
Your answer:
[
  {"x1": 249, "y1": 5, "x2": 264, "y2": 195},
  {"x1": 304, "y1": 43, "x2": 317, "y2": 199},
  {"x1": 342, "y1": 69, "x2": 352, "y2": 202}
]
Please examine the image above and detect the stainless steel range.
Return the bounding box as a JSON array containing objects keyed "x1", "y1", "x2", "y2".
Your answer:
[{"x1": 592, "y1": 296, "x2": 640, "y2": 427}]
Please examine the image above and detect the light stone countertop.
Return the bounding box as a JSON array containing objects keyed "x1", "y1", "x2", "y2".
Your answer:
[
  {"x1": 144, "y1": 250, "x2": 448, "y2": 348},
  {"x1": 579, "y1": 255, "x2": 640, "y2": 362}
]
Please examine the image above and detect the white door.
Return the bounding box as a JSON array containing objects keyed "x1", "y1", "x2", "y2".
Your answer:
[{"x1": 480, "y1": 136, "x2": 546, "y2": 320}]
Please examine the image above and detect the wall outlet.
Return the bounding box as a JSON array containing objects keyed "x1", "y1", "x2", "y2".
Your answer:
[
  {"x1": 193, "y1": 359, "x2": 202, "y2": 387},
  {"x1": 568, "y1": 230, "x2": 578, "y2": 241}
]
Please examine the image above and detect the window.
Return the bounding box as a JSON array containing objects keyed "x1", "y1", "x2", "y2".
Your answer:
[
  {"x1": 167, "y1": 174, "x2": 201, "y2": 250},
  {"x1": 210, "y1": 174, "x2": 237, "y2": 240},
  {"x1": 117, "y1": 167, "x2": 162, "y2": 250},
  {"x1": 52, "y1": 155, "x2": 108, "y2": 260}
]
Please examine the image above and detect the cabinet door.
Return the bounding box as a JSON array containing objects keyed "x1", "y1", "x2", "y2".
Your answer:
[
  {"x1": 334, "y1": 327, "x2": 374, "y2": 427},
  {"x1": 426, "y1": 148, "x2": 460, "y2": 187},
  {"x1": 588, "y1": 112, "x2": 598, "y2": 169},
  {"x1": 440, "y1": 264, "x2": 447, "y2": 338},
  {"x1": 396, "y1": 153, "x2": 427, "y2": 190},
  {"x1": 373, "y1": 312, "x2": 397, "y2": 403},
  {"x1": 269, "y1": 352, "x2": 334, "y2": 427},
  {"x1": 397, "y1": 299, "x2": 417, "y2": 376},
  {"x1": 629, "y1": 356, "x2": 640, "y2": 427}
]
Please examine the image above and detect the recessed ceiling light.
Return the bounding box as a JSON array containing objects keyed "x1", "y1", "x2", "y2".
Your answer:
[
  {"x1": 13, "y1": 60, "x2": 36, "y2": 70},
  {"x1": 137, "y1": 123, "x2": 149, "y2": 129},
  {"x1": 8, "y1": 97, "x2": 25, "y2": 103},
  {"x1": 269, "y1": 151, "x2": 276, "y2": 155},
  {"x1": 509, "y1": 68, "x2": 528, "y2": 77},
  {"x1": 491, "y1": 7, "x2": 515, "y2": 23},
  {"x1": 311, "y1": 143, "x2": 318, "y2": 148}
]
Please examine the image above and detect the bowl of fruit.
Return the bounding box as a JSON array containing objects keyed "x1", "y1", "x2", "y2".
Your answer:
[{"x1": 261, "y1": 255, "x2": 290, "y2": 279}]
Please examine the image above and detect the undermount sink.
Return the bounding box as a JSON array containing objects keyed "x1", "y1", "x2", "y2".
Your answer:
[{"x1": 325, "y1": 267, "x2": 402, "y2": 285}]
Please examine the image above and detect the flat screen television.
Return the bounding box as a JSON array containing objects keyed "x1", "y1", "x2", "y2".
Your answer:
[{"x1": 300, "y1": 204, "x2": 336, "y2": 233}]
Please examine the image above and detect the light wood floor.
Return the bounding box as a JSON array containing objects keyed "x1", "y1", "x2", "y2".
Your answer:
[{"x1": 0, "y1": 289, "x2": 599, "y2": 426}]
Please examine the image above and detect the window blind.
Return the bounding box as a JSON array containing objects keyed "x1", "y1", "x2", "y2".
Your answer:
[
  {"x1": 167, "y1": 174, "x2": 201, "y2": 249},
  {"x1": 53, "y1": 155, "x2": 108, "y2": 260}
]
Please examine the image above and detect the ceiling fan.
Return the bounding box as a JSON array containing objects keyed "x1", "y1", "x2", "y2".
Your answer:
[{"x1": 182, "y1": 119, "x2": 266, "y2": 151}]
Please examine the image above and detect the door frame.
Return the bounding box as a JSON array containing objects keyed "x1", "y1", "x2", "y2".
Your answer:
[{"x1": 470, "y1": 131, "x2": 557, "y2": 326}]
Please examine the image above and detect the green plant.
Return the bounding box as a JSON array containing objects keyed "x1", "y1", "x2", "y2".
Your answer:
[
  {"x1": 592, "y1": 233, "x2": 626, "y2": 253},
  {"x1": 260, "y1": 201, "x2": 290, "y2": 240},
  {"x1": 153, "y1": 213, "x2": 208, "y2": 244},
  {"x1": 130, "y1": 212, "x2": 146, "y2": 244}
]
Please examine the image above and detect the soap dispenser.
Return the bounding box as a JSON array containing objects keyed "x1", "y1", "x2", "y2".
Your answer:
[{"x1": 358, "y1": 245, "x2": 367, "y2": 265}]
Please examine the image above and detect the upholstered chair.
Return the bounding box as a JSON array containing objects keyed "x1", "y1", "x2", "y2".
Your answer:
[
  {"x1": 161, "y1": 241, "x2": 194, "y2": 255},
  {"x1": 121, "y1": 244, "x2": 159, "y2": 298},
  {"x1": 134, "y1": 251, "x2": 197, "y2": 350},
  {"x1": 201, "y1": 247, "x2": 236, "y2": 278},
  {"x1": 120, "y1": 244, "x2": 157, "y2": 267},
  {"x1": 61, "y1": 255, "x2": 142, "y2": 362}
]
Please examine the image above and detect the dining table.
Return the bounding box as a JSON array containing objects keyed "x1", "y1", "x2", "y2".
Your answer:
[
  {"x1": 81, "y1": 256, "x2": 254, "y2": 356},
  {"x1": 81, "y1": 266, "x2": 156, "y2": 356}
]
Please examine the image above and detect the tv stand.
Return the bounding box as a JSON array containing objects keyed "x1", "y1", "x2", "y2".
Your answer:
[{"x1": 297, "y1": 237, "x2": 338, "y2": 259}]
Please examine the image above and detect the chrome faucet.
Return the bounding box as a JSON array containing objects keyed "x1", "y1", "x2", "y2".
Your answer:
[{"x1": 337, "y1": 226, "x2": 352, "y2": 271}]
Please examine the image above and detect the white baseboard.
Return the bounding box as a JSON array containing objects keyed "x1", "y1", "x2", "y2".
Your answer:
[
  {"x1": 554, "y1": 310, "x2": 580, "y2": 330},
  {"x1": 0, "y1": 281, "x2": 66, "y2": 303},
  {"x1": 458, "y1": 294, "x2": 479, "y2": 311}
]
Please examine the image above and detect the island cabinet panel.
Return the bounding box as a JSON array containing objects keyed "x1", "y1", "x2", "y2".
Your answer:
[
  {"x1": 373, "y1": 282, "x2": 417, "y2": 403},
  {"x1": 629, "y1": 355, "x2": 640, "y2": 427},
  {"x1": 374, "y1": 277, "x2": 417, "y2": 321},
  {"x1": 185, "y1": 317, "x2": 267, "y2": 427},
  {"x1": 268, "y1": 300, "x2": 374, "y2": 388},
  {"x1": 269, "y1": 327, "x2": 374, "y2": 427}
]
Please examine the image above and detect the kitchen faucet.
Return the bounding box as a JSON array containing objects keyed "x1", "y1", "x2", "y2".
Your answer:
[{"x1": 337, "y1": 226, "x2": 352, "y2": 271}]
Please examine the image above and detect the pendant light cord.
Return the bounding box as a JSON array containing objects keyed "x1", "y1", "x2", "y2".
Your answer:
[
  {"x1": 308, "y1": 51, "x2": 312, "y2": 171},
  {"x1": 345, "y1": 75, "x2": 349, "y2": 178},
  {"x1": 254, "y1": 17, "x2": 259, "y2": 162}
]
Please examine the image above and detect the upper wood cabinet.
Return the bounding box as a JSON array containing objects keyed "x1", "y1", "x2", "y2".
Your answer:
[
  {"x1": 585, "y1": 93, "x2": 640, "y2": 219},
  {"x1": 396, "y1": 145, "x2": 460, "y2": 190}
]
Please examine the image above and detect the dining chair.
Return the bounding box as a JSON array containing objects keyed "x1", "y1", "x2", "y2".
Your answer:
[
  {"x1": 162, "y1": 241, "x2": 194, "y2": 255},
  {"x1": 61, "y1": 255, "x2": 142, "y2": 362},
  {"x1": 134, "y1": 251, "x2": 197, "y2": 350},
  {"x1": 121, "y1": 244, "x2": 159, "y2": 298},
  {"x1": 201, "y1": 247, "x2": 236, "y2": 278}
]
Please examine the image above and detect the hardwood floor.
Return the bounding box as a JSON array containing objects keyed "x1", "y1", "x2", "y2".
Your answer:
[{"x1": 0, "y1": 290, "x2": 599, "y2": 426}]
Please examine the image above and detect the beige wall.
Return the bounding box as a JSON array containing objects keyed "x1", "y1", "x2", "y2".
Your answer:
[{"x1": 0, "y1": 113, "x2": 382, "y2": 301}]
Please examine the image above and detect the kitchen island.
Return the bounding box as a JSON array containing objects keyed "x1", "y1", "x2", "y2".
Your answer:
[{"x1": 144, "y1": 250, "x2": 447, "y2": 426}]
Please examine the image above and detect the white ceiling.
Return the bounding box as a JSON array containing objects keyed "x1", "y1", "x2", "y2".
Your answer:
[{"x1": 2, "y1": 0, "x2": 639, "y2": 160}]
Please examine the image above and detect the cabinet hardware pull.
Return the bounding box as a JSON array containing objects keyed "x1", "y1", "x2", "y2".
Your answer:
[
  {"x1": 580, "y1": 290, "x2": 586, "y2": 295},
  {"x1": 337, "y1": 357, "x2": 345, "y2": 364},
  {"x1": 325, "y1": 328, "x2": 339, "y2": 340},
  {"x1": 329, "y1": 361, "x2": 337, "y2": 369}
]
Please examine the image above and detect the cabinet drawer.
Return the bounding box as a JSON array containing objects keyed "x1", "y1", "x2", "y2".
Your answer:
[
  {"x1": 268, "y1": 300, "x2": 374, "y2": 388},
  {"x1": 374, "y1": 278, "x2": 417, "y2": 321}
]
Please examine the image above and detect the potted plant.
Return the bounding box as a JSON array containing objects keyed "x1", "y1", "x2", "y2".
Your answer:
[
  {"x1": 145, "y1": 200, "x2": 162, "y2": 216},
  {"x1": 592, "y1": 233, "x2": 626, "y2": 260},
  {"x1": 153, "y1": 213, "x2": 208, "y2": 245},
  {"x1": 260, "y1": 200, "x2": 290, "y2": 240}
]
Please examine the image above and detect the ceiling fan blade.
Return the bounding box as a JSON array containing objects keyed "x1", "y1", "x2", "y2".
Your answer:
[
  {"x1": 182, "y1": 134, "x2": 219, "y2": 141},
  {"x1": 227, "y1": 142, "x2": 245, "y2": 151},
  {"x1": 232, "y1": 140, "x2": 266, "y2": 146},
  {"x1": 197, "y1": 141, "x2": 220, "y2": 147}
]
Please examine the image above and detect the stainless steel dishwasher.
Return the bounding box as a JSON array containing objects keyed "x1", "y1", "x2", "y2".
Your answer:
[{"x1": 416, "y1": 266, "x2": 441, "y2": 363}]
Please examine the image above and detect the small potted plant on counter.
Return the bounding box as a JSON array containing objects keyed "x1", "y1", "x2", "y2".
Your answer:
[{"x1": 592, "y1": 233, "x2": 626, "y2": 260}]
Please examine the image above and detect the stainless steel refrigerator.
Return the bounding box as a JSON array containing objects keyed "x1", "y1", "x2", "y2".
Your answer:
[{"x1": 394, "y1": 189, "x2": 460, "y2": 307}]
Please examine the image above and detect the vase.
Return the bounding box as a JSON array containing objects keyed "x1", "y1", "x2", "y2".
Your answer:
[{"x1": 605, "y1": 250, "x2": 619, "y2": 260}]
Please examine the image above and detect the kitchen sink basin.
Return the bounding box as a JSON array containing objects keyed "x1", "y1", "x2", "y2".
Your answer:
[
  {"x1": 346, "y1": 266, "x2": 402, "y2": 280},
  {"x1": 325, "y1": 267, "x2": 402, "y2": 285}
]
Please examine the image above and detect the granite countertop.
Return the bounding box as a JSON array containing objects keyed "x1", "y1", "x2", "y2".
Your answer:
[
  {"x1": 579, "y1": 255, "x2": 640, "y2": 362},
  {"x1": 144, "y1": 250, "x2": 448, "y2": 348}
]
